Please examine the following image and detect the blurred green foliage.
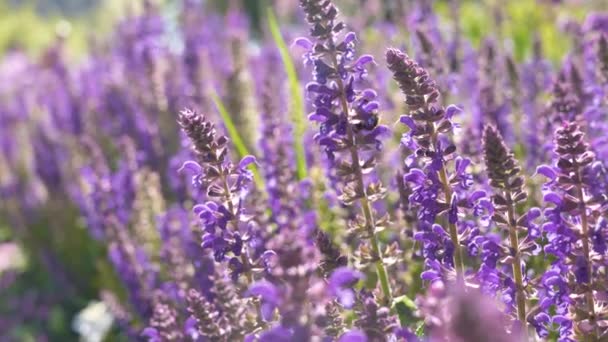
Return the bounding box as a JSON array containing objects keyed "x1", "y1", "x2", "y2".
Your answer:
[
  {"x1": 435, "y1": 0, "x2": 590, "y2": 63},
  {"x1": 0, "y1": 0, "x2": 599, "y2": 64},
  {"x1": 0, "y1": 0, "x2": 128, "y2": 58},
  {"x1": 7, "y1": 0, "x2": 99, "y2": 14}
]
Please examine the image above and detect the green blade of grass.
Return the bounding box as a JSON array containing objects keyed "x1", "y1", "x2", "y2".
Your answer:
[
  {"x1": 209, "y1": 89, "x2": 264, "y2": 189},
  {"x1": 267, "y1": 8, "x2": 308, "y2": 180}
]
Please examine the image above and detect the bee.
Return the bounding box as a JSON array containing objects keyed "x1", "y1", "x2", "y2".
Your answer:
[
  {"x1": 353, "y1": 99, "x2": 380, "y2": 132},
  {"x1": 354, "y1": 114, "x2": 379, "y2": 131}
]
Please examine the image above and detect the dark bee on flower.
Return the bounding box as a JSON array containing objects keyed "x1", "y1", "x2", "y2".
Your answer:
[
  {"x1": 354, "y1": 114, "x2": 379, "y2": 131},
  {"x1": 353, "y1": 99, "x2": 380, "y2": 132}
]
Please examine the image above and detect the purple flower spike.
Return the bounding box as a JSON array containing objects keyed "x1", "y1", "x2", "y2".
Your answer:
[{"x1": 298, "y1": 0, "x2": 394, "y2": 305}]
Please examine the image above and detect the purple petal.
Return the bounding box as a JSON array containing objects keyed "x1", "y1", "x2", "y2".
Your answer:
[
  {"x1": 337, "y1": 289, "x2": 356, "y2": 308},
  {"x1": 470, "y1": 190, "x2": 487, "y2": 202},
  {"x1": 534, "y1": 313, "x2": 550, "y2": 324},
  {"x1": 184, "y1": 316, "x2": 199, "y2": 339},
  {"x1": 535, "y1": 165, "x2": 556, "y2": 180},
  {"x1": 455, "y1": 157, "x2": 470, "y2": 174},
  {"x1": 543, "y1": 192, "x2": 562, "y2": 205},
  {"x1": 361, "y1": 89, "x2": 377, "y2": 100},
  {"x1": 370, "y1": 124, "x2": 390, "y2": 137},
  {"x1": 446, "y1": 104, "x2": 462, "y2": 119},
  {"x1": 432, "y1": 224, "x2": 447, "y2": 236},
  {"x1": 413, "y1": 232, "x2": 426, "y2": 241},
  {"x1": 247, "y1": 281, "x2": 280, "y2": 304},
  {"x1": 354, "y1": 55, "x2": 374, "y2": 67},
  {"x1": 404, "y1": 168, "x2": 426, "y2": 184},
  {"x1": 343, "y1": 32, "x2": 357, "y2": 44},
  {"x1": 400, "y1": 115, "x2": 416, "y2": 130},
  {"x1": 308, "y1": 113, "x2": 327, "y2": 122},
  {"x1": 421, "y1": 270, "x2": 440, "y2": 281},
  {"x1": 552, "y1": 315, "x2": 571, "y2": 326},
  {"x1": 293, "y1": 37, "x2": 312, "y2": 50},
  {"x1": 527, "y1": 207, "x2": 541, "y2": 220},
  {"x1": 362, "y1": 101, "x2": 379, "y2": 112},
  {"x1": 141, "y1": 328, "x2": 159, "y2": 340},
  {"x1": 178, "y1": 160, "x2": 202, "y2": 174},
  {"x1": 192, "y1": 204, "x2": 207, "y2": 214},
  {"x1": 261, "y1": 250, "x2": 278, "y2": 268},
  {"x1": 329, "y1": 267, "x2": 363, "y2": 288},
  {"x1": 239, "y1": 155, "x2": 257, "y2": 169},
  {"x1": 339, "y1": 330, "x2": 367, "y2": 342}
]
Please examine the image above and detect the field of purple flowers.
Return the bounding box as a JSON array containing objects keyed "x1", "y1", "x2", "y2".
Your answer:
[{"x1": 2, "y1": 0, "x2": 608, "y2": 341}]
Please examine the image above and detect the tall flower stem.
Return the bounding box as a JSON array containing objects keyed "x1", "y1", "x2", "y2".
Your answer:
[
  {"x1": 330, "y1": 50, "x2": 392, "y2": 304},
  {"x1": 220, "y1": 174, "x2": 265, "y2": 325},
  {"x1": 539, "y1": 123, "x2": 604, "y2": 340},
  {"x1": 298, "y1": 0, "x2": 393, "y2": 304},
  {"x1": 482, "y1": 125, "x2": 530, "y2": 334},
  {"x1": 504, "y1": 190, "x2": 527, "y2": 333},
  {"x1": 387, "y1": 48, "x2": 466, "y2": 281},
  {"x1": 436, "y1": 146, "x2": 465, "y2": 277},
  {"x1": 177, "y1": 108, "x2": 267, "y2": 327},
  {"x1": 573, "y1": 163, "x2": 598, "y2": 338}
]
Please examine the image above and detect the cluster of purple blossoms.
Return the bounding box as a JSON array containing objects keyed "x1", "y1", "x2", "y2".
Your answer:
[
  {"x1": 177, "y1": 108, "x2": 260, "y2": 278},
  {"x1": 4, "y1": 0, "x2": 608, "y2": 341},
  {"x1": 386, "y1": 47, "x2": 472, "y2": 281},
  {"x1": 533, "y1": 123, "x2": 608, "y2": 340},
  {"x1": 297, "y1": 0, "x2": 395, "y2": 307}
]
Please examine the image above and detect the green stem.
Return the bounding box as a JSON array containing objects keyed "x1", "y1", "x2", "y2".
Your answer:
[
  {"x1": 438, "y1": 165, "x2": 465, "y2": 277},
  {"x1": 431, "y1": 128, "x2": 465, "y2": 278},
  {"x1": 328, "y1": 45, "x2": 392, "y2": 305},
  {"x1": 267, "y1": 8, "x2": 308, "y2": 180},
  {"x1": 221, "y1": 173, "x2": 265, "y2": 327},
  {"x1": 505, "y1": 191, "x2": 528, "y2": 336},
  {"x1": 573, "y1": 163, "x2": 598, "y2": 339}
]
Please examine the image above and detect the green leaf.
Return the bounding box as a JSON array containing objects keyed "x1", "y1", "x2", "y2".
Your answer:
[
  {"x1": 267, "y1": 8, "x2": 308, "y2": 180},
  {"x1": 415, "y1": 321, "x2": 425, "y2": 337},
  {"x1": 209, "y1": 89, "x2": 265, "y2": 189},
  {"x1": 392, "y1": 294, "x2": 417, "y2": 326}
]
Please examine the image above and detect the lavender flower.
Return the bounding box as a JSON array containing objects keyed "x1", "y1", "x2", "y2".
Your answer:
[
  {"x1": 185, "y1": 288, "x2": 223, "y2": 339},
  {"x1": 255, "y1": 49, "x2": 298, "y2": 228},
  {"x1": 482, "y1": 125, "x2": 535, "y2": 333},
  {"x1": 386, "y1": 47, "x2": 467, "y2": 279},
  {"x1": 177, "y1": 108, "x2": 260, "y2": 280},
  {"x1": 548, "y1": 67, "x2": 584, "y2": 126},
  {"x1": 319, "y1": 301, "x2": 346, "y2": 338},
  {"x1": 297, "y1": 0, "x2": 393, "y2": 302},
  {"x1": 353, "y1": 290, "x2": 398, "y2": 341},
  {"x1": 536, "y1": 122, "x2": 608, "y2": 340},
  {"x1": 143, "y1": 293, "x2": 184, "y2": 341},
  {"x1": 6, "y1": 2, "x2": 608, "y2": 342},
  {"x1": 247, "y1": 218, "x2": 333, "y2": 339}
]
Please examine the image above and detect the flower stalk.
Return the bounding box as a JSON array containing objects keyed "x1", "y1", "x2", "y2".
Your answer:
[
  {"x1": 482, "y1": 125, "x2": 528, "y2": 333},
  {"x1": 298, "y1": 0, "x2": 393, "y2": 304},
  {"x1": 331, "y1": 45, "x2": 392, "y2": 303},
  {"x1": 386, "y1": 47, "x2": 465, "y2": 279}
]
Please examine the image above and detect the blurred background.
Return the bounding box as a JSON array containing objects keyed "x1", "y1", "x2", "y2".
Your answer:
[
  {"x1": 1, "y1": 0, "x2": 607, "y2": 341},
  {"x1": 2, "y1": 0, "x2": 606, "y2": 61}
]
